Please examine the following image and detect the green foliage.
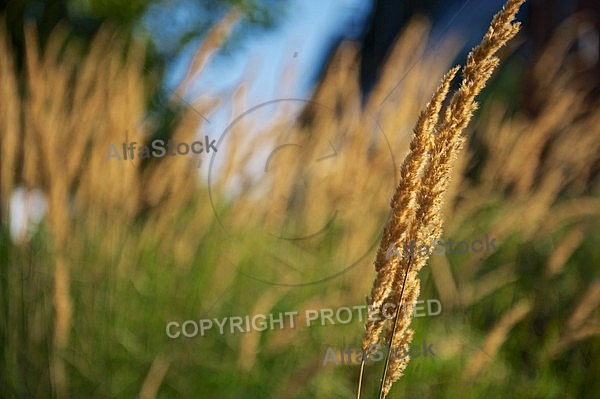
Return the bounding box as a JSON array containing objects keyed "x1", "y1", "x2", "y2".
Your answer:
[{"x1": 2, "y1": 196, "x2": 599, "y2": 398}]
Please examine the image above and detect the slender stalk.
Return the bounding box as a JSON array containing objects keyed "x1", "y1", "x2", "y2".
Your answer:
[
  {"x1": 356, "y1": 361, "x2": 365, "y2": 399},
  {"x1": 356, "y1": 256, "x2": 413, "y2": 399},
  {"x1": 377, "y1": 256, "x2": 413, "y2": 399}
]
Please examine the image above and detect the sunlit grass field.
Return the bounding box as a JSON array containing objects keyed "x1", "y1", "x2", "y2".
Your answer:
[{"x1": 1, "y1": 10, "x2": 600, "y2": 399}]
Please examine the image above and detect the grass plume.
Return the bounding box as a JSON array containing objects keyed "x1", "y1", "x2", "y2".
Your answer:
[{"x1": 359, "y1": 0, "x2": 526, "y2": 397}]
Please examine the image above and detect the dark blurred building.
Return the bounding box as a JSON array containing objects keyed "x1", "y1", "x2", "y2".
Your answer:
[
  {"x1": 356, "y1": 0, "x2": 600, "y2": 105},
  {"x1": 359, "y1": 0, "x2": 443, "y2": 97},
  {"x1": 526, "y1": 0, "x2": 600, "y2": 108}
]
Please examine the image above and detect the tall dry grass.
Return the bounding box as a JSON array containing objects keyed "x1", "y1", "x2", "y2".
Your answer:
[
  {"x1": 0, "y1": 9, "x2": 457, "y2": 397},
  {"x1": 359, "y1": 1, "x2": 525, "y2": 397},
  {"x1": 0, "y1": 15, "x2": 228, "y2": 397},
  {"x1": 441, "y1": 12, "x2": 600, "y2": 381}
]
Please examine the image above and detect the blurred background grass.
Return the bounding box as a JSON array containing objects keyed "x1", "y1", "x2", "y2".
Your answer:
[{"x1": 1, "y1": 1, "x2": 600, "y2": 398}]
